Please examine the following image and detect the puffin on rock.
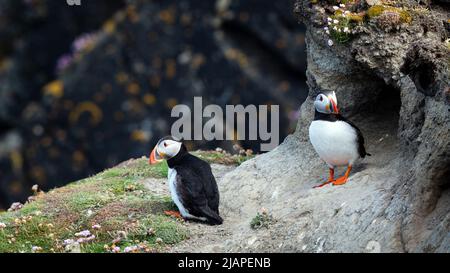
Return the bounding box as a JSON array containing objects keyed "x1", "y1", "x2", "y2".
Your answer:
[
  {"x1": 309, "y1": 91, "x2": 370, "y2": 188},
  {"x1": 149, "y1": 137, "x2": 223, "y2": 225}
]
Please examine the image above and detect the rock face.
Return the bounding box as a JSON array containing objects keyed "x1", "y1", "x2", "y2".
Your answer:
[
  {"x1": 0, "y1": 0, "x2": 307, "y2": 208},
  {"x1": 211, "y1": 0, "x2": 450, "y2": 252}
]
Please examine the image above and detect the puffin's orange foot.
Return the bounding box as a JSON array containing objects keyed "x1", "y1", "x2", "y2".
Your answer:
[
  {"x1": 313, "y1": 180, "x2": 334, "y2": 188},
  {"x1": 313, "y1": 168, "x2": 335, "y2": 188},
  {"x1": 332, "y1": 176, "x2": 348, "y2": 186},
  {"x1": 164, "y1": 210, "x2": 182, "y2": 219},
  {"x1": 332, "y1": 165, "x2": 352, "y2": 186}
]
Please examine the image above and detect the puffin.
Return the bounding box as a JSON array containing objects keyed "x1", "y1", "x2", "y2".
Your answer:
[
  {"x1": 309, "y1": 91, "x2": 370, "y2": 188},
  {"x1": 149, "y1": 136, "x2": 223, "y2": 225}
]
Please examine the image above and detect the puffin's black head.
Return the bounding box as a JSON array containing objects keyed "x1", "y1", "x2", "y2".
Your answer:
[
  {"x1": 313, "y1": 91, "x2": 339, "y2": 114},
  {"x1": 149, "y1": 136, "x2": 187, "y2": 165}
]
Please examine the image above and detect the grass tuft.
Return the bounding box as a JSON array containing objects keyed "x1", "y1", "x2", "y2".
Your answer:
[{"x1": 250, "y1": 210, "x2": 274, "y2": 230}]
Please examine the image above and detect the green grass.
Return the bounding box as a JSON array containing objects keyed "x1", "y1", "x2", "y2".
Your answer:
[
  {"x1": 0, "y1": 158, "x2": 184, "y2": 253},
  {"x1": 192, "y1": 150, "x2": 254, "y2": 165},
  {"x1": 100, "y1": 159, "x2": 169, "y2": 179},
  {"x1": 0, "y1": 151, "x2": 253, "y2": 253}
]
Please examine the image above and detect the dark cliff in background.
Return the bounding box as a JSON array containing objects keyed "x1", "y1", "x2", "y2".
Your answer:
[{"x1": 0, "y1": 0, "x2": 307, "y2": 208}]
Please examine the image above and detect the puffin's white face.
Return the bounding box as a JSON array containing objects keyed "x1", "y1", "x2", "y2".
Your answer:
[
  {"x1": 149, "y1": 138, "x2": 182, "y2": 164},
  {"x1": 314, "y1": 91, "x2": 339, "y2": 114}
]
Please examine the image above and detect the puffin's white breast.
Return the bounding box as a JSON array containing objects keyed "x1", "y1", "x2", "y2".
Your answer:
[
  {"x1": 309, "y1": 120, "x2": 359, "y2": 167},
  {"x1": 168, "y1": 168, "x2": 189, "y2": 217}
]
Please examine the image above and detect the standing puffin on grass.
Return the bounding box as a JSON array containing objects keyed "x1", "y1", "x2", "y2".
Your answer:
[
  {"x1": 149, "y1": 136, "x2": 223, "y2": 225},
  {"x1": 309, "y1": 91, "x2": 371, "y2": 188}
]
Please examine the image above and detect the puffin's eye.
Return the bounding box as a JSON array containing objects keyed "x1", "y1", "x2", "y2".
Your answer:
[
  {"x1": 319, "y1": 95, "x2": 323, "y2": 102},
  {"x1": 163, "y1": 142, "x2": 168, "y2": 147}
]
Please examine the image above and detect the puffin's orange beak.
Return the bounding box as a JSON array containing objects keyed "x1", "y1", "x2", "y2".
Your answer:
[
  {"x1": 149, "y1": 147, "x2": 161, "y2": 165},
  {"x1": 329, "y1": 98, "x2": 339, "y2": 114}
]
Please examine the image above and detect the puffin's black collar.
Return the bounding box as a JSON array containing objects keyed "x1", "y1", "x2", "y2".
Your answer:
[
  {"x1": 314, "y1": 110, "x2": 342, "y2": 122},
  {"x1": 167, "y1": 144, "x2": 188, "y2": 168}
]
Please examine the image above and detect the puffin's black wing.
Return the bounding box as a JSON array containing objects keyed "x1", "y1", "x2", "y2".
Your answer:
[
  {"x1": 336, "y1": 114, "x2": 371, "y2": 158},
  {"x1": 192, "y1": 157, "x2": 220, "y2": 213},
  {"x1": 174, "y1": 156, "x2": 223, "y2": 225}
]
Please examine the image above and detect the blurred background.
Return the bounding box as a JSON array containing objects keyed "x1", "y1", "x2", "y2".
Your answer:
[{"x1": 0, "y1": 0, "x2": 307, "y2": 209}]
